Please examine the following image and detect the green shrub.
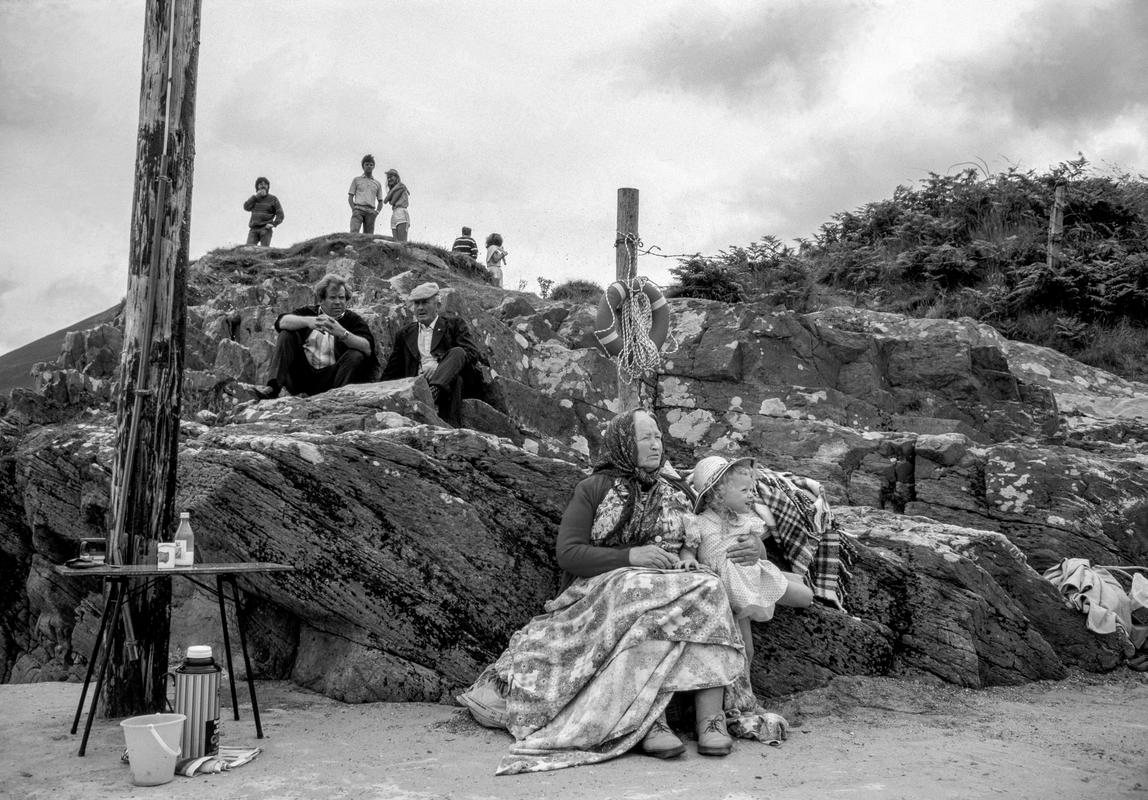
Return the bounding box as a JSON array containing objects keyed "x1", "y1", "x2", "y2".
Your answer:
[
  {"x1": 670, "y1": 255, "x2": 744, "y2": 303},
  {"x1": 667, "y1": 157, "x2": 1148, "y2": 379},
  {"x1": 549, "y1": 279, "x2": 603, "y2": 303}
]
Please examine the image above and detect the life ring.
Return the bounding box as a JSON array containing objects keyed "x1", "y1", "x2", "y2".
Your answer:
[{"x1": 593, "y1": 278, "x2": 669, "y2": 357}]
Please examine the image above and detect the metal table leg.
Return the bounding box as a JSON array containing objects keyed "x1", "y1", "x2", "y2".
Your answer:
[
  {"x1": 78, "y1": 579, "x2": 127, "y2": 757},
  {"x1": 215, "y1": 574, "x2": 240, "y2": 721},
  {"x1": 227, "y1": 575, "x2": 264, "y2": 739},
  {"x1": 71, "y1": 579, "x2": 116, "y2": 735}
]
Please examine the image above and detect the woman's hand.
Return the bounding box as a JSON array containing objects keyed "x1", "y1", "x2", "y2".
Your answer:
[
  {"x1": 726, "y1": 534, "x2": 765, "y2": 565},
  {"x1": 678, "y1": 554, "x2": 700, "y2": 571},
  {"x1": 628, "y1": 545, "x2": 681, "y2": 570}
]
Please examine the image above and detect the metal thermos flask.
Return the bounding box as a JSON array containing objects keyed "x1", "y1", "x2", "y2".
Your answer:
[{"x1": 170, "y1": 645, "x2": 221, "y2": 759}]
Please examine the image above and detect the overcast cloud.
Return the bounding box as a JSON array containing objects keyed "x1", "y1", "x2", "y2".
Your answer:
[{"x1": 1, "y1": 0, "x2": 1146, "y2": 356}]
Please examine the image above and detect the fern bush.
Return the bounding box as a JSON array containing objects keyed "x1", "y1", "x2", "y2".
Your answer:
[
  {"x1": 666, "y1": 157, "x2": 1148, "y2": 379},
  {"x1": 670, "y1": 236, "x2": 815, "y2": 309},
  {"x1": 549, "y1": 279, "x2": 602, "y2": 303}
]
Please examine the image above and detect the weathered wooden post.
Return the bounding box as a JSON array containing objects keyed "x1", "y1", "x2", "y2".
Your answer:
[
  {"x1": 105, "y1": 0, "x2": 201, "y2": 716},
  {"x1": 615, "y1": 188, "x2": 640, "y2": 410},
  {"x1": 1047, "y1": 179, "x2": 1066, "y2": 269}
]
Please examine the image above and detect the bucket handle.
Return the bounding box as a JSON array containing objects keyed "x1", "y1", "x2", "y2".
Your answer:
[
  {"x1": 147, "y1": 723, "x2": 181, "y2": 758},
  {"x1": 161, "y1": 672, "x2": 176, "y2": 713}
]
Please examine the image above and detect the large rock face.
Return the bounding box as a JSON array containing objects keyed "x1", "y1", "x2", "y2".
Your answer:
[{"x1": 1, "y1": 235, "x2": 1144, "y2": 701}]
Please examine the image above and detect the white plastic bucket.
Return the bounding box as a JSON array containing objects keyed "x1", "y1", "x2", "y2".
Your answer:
[{"x1": 120, "y1": 713, "x2": 185, "y2": 786}]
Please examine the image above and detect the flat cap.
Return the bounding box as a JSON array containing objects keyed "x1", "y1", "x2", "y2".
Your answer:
[{"x1": 407, "y1": 282, "x2": 440, "y2": 301}]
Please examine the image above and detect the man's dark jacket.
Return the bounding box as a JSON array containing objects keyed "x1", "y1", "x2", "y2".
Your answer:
[{"x1": 381, "y1": 315, "x2": 484, "y2": 381}]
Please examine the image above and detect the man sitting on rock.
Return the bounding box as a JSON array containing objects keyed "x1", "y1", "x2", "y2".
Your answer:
[
  {"x1": 381, "y1": 282, "x2": 483, "y2": 425},
  {"x1": 251, "y1": 274, "x2": 377, "y2": 400},
  {"x1": 451, "y1": 226, "x2": 479, "y2": 260}
]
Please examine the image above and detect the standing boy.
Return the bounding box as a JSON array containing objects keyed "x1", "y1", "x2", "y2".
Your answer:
[
  {"x1": 243, "y1": 177, "x2": 284, "y2": 246},
  {"x1": 348, "y1": 155, "x2": 384, "y2": 234}
]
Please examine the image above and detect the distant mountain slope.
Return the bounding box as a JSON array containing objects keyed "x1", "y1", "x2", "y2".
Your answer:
[{"x1": 0, "y1": 305, "x2": 120, "y2": 394}]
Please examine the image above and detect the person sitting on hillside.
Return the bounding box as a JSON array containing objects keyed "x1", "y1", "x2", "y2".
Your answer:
[
  {"x1": 451, "y1": 226, "x2": 479, "y2": 260},
  {"x1": 250, "y1": 274, "x2": 377, "y2": 400},
  {"x1": 243, "y1": 177, "x2": 284, "y2": 246},
  {"x1": 381, "y1": 282, "x2": 484, "y2": 425}
]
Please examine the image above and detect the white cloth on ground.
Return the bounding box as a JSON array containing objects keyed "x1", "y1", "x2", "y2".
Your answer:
[{"x1": 1043, "y1": 558, "x2": 1137, "y2": 655}]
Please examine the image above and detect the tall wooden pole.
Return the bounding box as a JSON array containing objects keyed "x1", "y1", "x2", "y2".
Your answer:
[
  {"x1": 1047, "y1": 179, "x2": 1066, "y2": 269},
  {"x1": 105, "y1": 0, "x2": 201, "y2": 716},
  {"x1": 615, "y1": 188, "x2": 640, "y2": 410}
]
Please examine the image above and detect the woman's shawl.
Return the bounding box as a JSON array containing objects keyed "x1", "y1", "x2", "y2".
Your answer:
[
  {"x1": 589, "y1": 410, "x2": 676, "y2": 546},
  {"x1": 589, "y1": 478, "x2": 691, "y2": 548}
]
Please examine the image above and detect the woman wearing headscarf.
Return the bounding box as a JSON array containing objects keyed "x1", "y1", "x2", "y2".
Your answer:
[{"x1": 460, "y1": 409, "x2": 781, "y2": 774}]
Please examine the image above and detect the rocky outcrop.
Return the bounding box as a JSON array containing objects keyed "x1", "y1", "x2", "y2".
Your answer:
[{"x1": 2, "y1": 235, "x2": 1144, "y2": 699}]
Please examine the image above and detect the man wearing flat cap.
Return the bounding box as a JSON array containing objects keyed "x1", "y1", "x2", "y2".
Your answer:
[{"x1": 381, "y1": 281, "x2": 483, "y2": 425}]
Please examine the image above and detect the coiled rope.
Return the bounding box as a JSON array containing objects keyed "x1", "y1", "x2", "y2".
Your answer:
[{"x1": 610, "y1": 231, "x2": 676, "y2": 380}]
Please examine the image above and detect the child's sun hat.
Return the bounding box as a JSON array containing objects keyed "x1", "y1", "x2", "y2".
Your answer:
[{"x1": 688, "y1": 455, "x2": 756, "y2": 513}]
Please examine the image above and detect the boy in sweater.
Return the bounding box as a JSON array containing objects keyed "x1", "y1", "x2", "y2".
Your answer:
[{"x1": 243, "y1": 177, "x2": 285, "y2": 246}]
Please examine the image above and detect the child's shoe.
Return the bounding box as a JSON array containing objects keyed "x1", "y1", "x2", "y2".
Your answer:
[
  {"x1": 696, "y1": 713, "x2": 732, "y2": 756},
  {"x1": 640, "y1": 714, "x2": 685, "y2": 759}
]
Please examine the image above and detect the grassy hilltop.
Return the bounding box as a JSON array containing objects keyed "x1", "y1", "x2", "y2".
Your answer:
[
  {"x1": 669, "y1": 156, "x2": 1148, "y2": 381},
  {"x1": 6, "y1": 156, "x2": 1147, "y2": 395}
]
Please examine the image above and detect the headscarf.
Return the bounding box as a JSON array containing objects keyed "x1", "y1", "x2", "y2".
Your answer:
[{"x1": 590, "y1": 409, "x2": 676, "y2": 547}]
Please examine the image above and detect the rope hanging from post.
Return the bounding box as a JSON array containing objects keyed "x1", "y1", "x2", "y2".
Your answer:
[
  {"x1": 619, "y1": 278, "x2": 663, "y2": 381},
  {"x1": 594, "y1": 229, "x2": 679, "y2": 380},
  {"x1": 593, "y1": 234, "x2": 671, "y2": 382}
]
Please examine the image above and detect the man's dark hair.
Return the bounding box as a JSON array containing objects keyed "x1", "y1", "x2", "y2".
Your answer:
[
  {"x1": 462, "y1": 226, "x2": 471, "y2": 235},
  {"x1": 255, "y1": 176, "x2": 270, "y2": 189},
  {"x1": 361, "y1": 154, "x2": 375, "y2": 166}
]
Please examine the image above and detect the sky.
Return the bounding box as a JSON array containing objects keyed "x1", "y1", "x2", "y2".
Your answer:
[{"x1": 2, "y1": 0, "x2": 1147, "y2": 356}]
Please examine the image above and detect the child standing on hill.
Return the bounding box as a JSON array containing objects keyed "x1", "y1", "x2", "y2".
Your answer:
[
  {"x1": 485, "y1": 233, "x2": 508, "y2": 288},
  {"x1": 683, "y1": 456, "x2": 812, "y2": 665},
  {"x1": 383, "y1": 168, "x2": 410, "y2": 242},
  {"x1": 243, "y1": 177, "x2": 284, "y2": 246}
]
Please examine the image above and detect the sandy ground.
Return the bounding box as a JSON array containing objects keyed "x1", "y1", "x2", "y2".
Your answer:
[{"x1": 2, "y1": 671, "x2": 1146, "y2": 800}]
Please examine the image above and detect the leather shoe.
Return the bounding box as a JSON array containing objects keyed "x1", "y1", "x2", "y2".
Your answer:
[
  {"x1": 640, "y1": 715, "x2": 685, "y2": 759},
  {"x1": 696, "y1": 714, "x2": 732, "y2": 756},
  {"x1": 249, "y1": 383, "x2": 280, "y2": 401}
]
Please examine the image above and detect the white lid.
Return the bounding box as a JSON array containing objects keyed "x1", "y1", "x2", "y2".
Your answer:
[
  {"x1": 180, "y1": 511, "x2": 191, "y2": 518},
  {"x1": 186, "y1": 645, "x2": 213, "y2": 659}
]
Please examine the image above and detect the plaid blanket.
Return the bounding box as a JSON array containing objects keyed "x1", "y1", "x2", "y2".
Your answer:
[
  {"x1": 754, "y1": 468, "x2": 848, "y2": 607},
  {"x1": 462, "y1": 567, "x2": 784, "y2": 774}
]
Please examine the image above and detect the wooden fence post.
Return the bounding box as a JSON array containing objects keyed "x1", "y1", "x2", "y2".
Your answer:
[
  {"x1": 105, "y1": 0, "x2": 201, "y2": 716},
  {"x1": 615, "y1": 188, "x2": 640, "y2": 410},
  {"x1": 1047, "y1": 179, "x2": 1066, "y2": 269}
]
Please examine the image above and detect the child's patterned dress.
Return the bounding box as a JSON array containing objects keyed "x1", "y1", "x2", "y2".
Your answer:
[{"x1": 690, "y1": 508, "x2": 788, "y2": 621}]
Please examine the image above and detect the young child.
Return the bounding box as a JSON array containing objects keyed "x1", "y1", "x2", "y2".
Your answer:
[
  {"x1": 485, "y1": 233, "x2": 508, "y2": 288},
  {"x1": 683, "y1": 456, "x2": 812, "y2": 666}
]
